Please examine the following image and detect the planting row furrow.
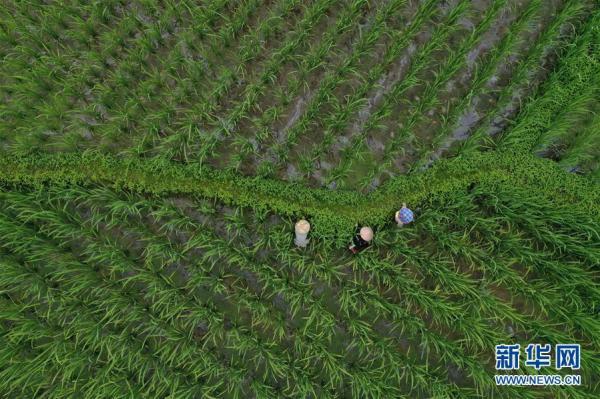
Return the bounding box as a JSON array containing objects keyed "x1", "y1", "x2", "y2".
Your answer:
[
  {"x1": 92, "y1": 192, "x2": 448, "y2": 397},
  {"x1": 0, "y1": 202, "x2": 280, "y2": 397},
  {"x1": 0, "y1": 1, "x2": 132, "y2": 143},
  {"x1": 227, "y1": 0, "x2": 394, "y2": 174},
  {"x1": 74, "y1": 187, "x2": 465, "y2": 397},
  {"x1": 187, "y1": 0, "x2": 339, "y2": 165},
  {"x1": 175, "y1": 195, "x2": 536, "y2": 396},
  {"x1": 289, "y1": 0, "x2": 441, "y2": 184},
  {"x1": 362, "y1": 0, "x2": 509, "y2": 188},
  {"x1": 9, "y1": 186, "x2": 357, "y2": 397},
  {"x1": 5, "y1": 1, "x2": 199, "y2": 153},
  {"x1": 256, "y1": 0, "x2": 410, "y2": 175},
  {"x1": 419, "y1": 197, "x2": 600, "y2": 350},
  {"x1": 460, "y1": 0, "x2": 588, "y2": 154},
  {"x1": 130, "y1": 0, "x2": 312, "y2": 160},
  {"x1": 101, "y1": 0, "x2": 266, "y2": 154},
  {"x1": 412, "y1": 0, "x2": 543, "y2": 168},
  {"x1": 326, "y1": 0, "x2": 471, "y2": 188},
  {"x1": 81, "y1": 0, "x2": 248, "y2": 153},
  {"x1": 0, "y1": 241, "x2": 223, "y2": 398},
  {"x1": 476, "y1": 185, "x2": 600, "y2": 268},
  {"x1": 0, "y1": 258, "x2": 182, "y2": 398},
  {"x1": 375, "y1": 235, "x2": 584, "y2": 374}
]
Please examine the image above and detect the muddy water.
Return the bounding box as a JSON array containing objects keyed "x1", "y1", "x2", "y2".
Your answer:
[
  {"x1": 417, "y1": 0, "x2": 572, "y2": 166},
  {"x1": 391, "y1": 0, "x2": 515, "y2": 168},
  {"x1": 309, "y1": 0, "x2": 450, "y2": 187},
  {"x1": 206, "y1": 0, "x2": 583, "y2": 189},
  {"x1": 473, "y1": 0, "x2": 566, "y2": 137},
  {"x1": 358, "y1": 0, "x2": 487, "y2": 179}
]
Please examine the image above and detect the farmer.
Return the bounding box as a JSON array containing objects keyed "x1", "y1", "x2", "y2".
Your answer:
[
  {"x1": 395, "y1": 203, "x2": 414, "y2": 227},
  {"x1": 294, "y1": 219, "x2": 310, "y2": 248},
  {"x1": 349, "y1": 226, "x2": 373, "y2": 254}
]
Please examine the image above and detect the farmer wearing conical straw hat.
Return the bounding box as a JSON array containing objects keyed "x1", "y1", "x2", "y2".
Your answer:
[
  {"x1": 395, "y1": 203, "x2": 414, "y2": 227},
  {"x1": 349, "y1": 226, "x2": 373, "y2": 254},
  {"x1": 294, "y1": 219, "x2": 310, "y2": 248}
]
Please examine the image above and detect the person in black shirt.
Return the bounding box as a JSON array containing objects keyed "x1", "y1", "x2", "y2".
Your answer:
[{"x1": 349, "y1": 226, "x2": 373, "y2": 254}]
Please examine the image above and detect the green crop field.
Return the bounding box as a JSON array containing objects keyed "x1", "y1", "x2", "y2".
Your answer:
[{"x1": 0, "y1": 0, "x2": 599, "y2": 398}]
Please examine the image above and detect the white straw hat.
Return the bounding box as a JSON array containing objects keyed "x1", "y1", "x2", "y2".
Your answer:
[
  {"x1": 295, "y1": 219, "x2": 310, "y2": 234},
  {"x1": 359, "y1": 226, "x2": 374, "y2": 241}
]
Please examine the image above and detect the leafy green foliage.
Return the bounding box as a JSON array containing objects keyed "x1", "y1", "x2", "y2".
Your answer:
[
  {"x1": 0, "y1": 150, "x2": 598, "y2": 244},
  {"x1": 0, "y1": 184, "x2": 598, "y2": 398},
  {"x1": 0, "y1": 0, "x2": 599, "y2": 398}
]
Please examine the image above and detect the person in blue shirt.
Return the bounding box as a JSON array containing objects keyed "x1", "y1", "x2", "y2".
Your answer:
[{"x1": 395, "y1": 203, "x2": 414, "y2": 227}]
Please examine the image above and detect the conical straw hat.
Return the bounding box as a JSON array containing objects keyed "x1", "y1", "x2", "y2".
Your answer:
[
  {"x1": 359, "y1": 226, "x2": 373, "y2": 241},
  {"x1": 295, "y1": 219, "x2": 310, "y2": 234}
]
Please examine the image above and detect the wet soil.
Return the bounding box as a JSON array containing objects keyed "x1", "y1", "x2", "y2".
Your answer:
[
  {"x1": 212, "y1": 2, "x2": 352, "y2": 173},
  {"x1": 439, "y1": 0, "x2": 572, "y2": 158},
  {"x1": 3, "y1": 0, "x2": 592, "y2": 190}
]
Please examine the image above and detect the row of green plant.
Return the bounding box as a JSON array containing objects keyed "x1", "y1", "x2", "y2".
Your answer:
[
  {"x1": 257, "y1": 0, "x2": 414, "y2": 175},
  {"x1": 371, "y1": 0, "x2": 587, "y2": 181},
  {"x1": 186, "y1": 0, "x2": 338, "y2": 165},
  {"x1": 96, "y1": 0, "x2": 263, "y2": 146},
  {"x1": 126, "y1": 0, "x2": 303, "y2": 159},
  {"x1": 1, "y1": 0, "x2": 284, "y2": 155},
  {"x1": 0, "y1": 187, "x2": 453, "y2": 397},
  {"x1": 324, "y1": 0, "x2": 472, "y2": 187},
  {"x1": 2, "y1": 184, "x2": 467, "y2": 397},
  {"x1": 131, "y1": 0, "x2": 316, "y2": 160},
  {"x1": 459, "y1": 0, "x2": 592, "y2": 155},
  {"x1": 495, "y1": 6, "x2": 600, "y2": 159},
  {"x1": 224, "y1": 0, "x2": 376, "y2": 171},
  {"x1": 0, "y1": 1, "x2": 126, "y2": 131},
  {"x1": 357, "y1": 0, "x2": 510, "y2": 189},
  {"x1": 1, "y1": 0, "x2": 190, "y2": 152},
  {"x1": 0, "y1": 195, "x2": 292, "y2": 398},
  {"x1": 410, "y1": 0, "x2": 543, "y2": 168},
  {"x1": 277, "y1": 0, "x2": 441, "y2": 180},
  {"x1": 228, "y1": 0, "x2": 405, "y2": 175},
  {"x1": 68, "y1": 0, "x2": 262, "y2": 155},
  {"x1": 1, "y1": 182, "x2": 596, "y2": 397},
  {"x1": 420, "y1": 191, "x2": 600, "y2": 342}
]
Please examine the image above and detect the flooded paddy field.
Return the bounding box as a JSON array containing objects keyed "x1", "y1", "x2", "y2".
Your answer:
[
  {"x1": 2, "y1": 0, "x2": 596, "y2": 191},
  {"x1": 1, "y1": 1, "x2": 599, "y2": 397}
]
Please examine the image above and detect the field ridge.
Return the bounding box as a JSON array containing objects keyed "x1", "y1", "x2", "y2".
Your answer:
[{"x1": 1, "y1": 149, "x2": 597, "y2": 242}]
